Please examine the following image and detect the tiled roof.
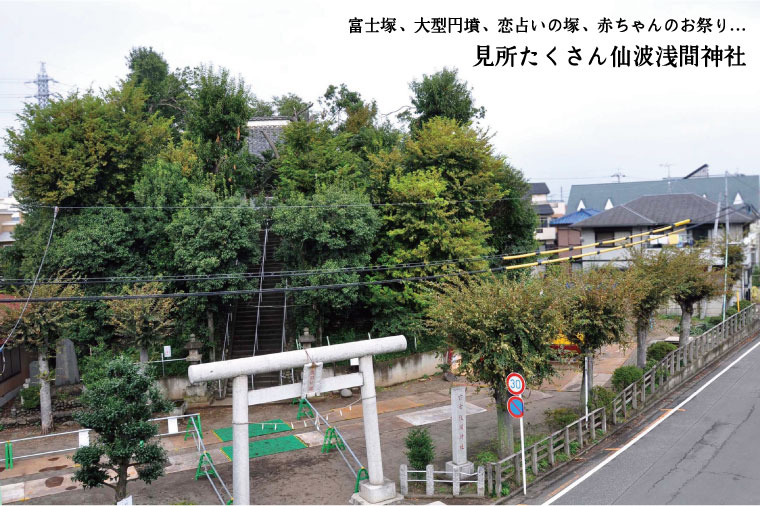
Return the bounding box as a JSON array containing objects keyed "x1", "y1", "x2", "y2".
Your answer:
[
  {"x1": 530, "y1": 182, "x2": 550, "y2": 195},
  {"x1": 573, "y1": 194, "x2": 756, "y2": 228},
  {"x1": 533, "y1": 203, "x2": 554, "y2": 215}
]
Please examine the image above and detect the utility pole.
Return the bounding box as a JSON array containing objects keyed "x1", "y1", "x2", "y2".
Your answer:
[
  {"x1": 611, "y1": 169, "x2": 626, "y2": 183},
  {"x1": 722, "y1": 171, "x2": 729, "y2": 320},
  {"x1": 26, "y1": 62, "x2": 57, "y2": 107}
]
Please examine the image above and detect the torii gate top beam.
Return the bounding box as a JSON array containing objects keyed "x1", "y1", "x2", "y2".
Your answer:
[{"x1": 187, "y1": 335, "x2": 407, "y2": 384}]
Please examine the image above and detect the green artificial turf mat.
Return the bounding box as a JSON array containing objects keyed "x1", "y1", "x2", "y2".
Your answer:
[
  {"x1": 212, "y1": 419, "x2": 291, "y2": 442},
  {"x1": 220, "y1": 435, "x2": 307, "y2": 461}
]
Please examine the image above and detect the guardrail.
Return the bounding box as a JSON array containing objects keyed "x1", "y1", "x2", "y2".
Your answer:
[
  {"x1": 487, "y1": 303, "x2": 759, "y2": 499},
  {"x1": 400, "y1": 464, "x2": 485, "y2": 497}
]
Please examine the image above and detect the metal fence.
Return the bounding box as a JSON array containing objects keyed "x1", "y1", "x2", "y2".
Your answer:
[
  {"x1": 487, "y1": 303, "x2": 759, "y2": 498},
  {"x1": 1, "y1": 412, "x2": 200, "y2": 469},
  {"x1": 399, "y1": 464, "x2": 485, "y2": 497}
]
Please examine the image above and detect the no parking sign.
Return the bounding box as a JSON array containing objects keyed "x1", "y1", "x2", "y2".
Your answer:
[{"x1": 507, "y1": 395, "x2": 524, "y2": 418}]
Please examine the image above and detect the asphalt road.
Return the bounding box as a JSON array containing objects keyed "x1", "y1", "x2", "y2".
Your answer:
[{"x1": 517, "y1": 337, "x2": 760, "y2": 506}]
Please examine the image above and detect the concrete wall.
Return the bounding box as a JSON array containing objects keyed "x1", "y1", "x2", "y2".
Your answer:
[
  {"x1": 318, "y1": 351, "x2": 445, "y2": 388},
  {"x1": 156, "y1": 375, "x2": 191, "y2": 401}
]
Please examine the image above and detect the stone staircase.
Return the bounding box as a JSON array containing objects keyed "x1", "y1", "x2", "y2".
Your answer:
[{"x1": 228, "y1": 227, "x2": 287, "y2": 392}]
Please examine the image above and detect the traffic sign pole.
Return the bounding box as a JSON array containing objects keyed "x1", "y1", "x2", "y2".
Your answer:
[{"x1": 519, "y1": 413, "x2": 526, "y2": 495}]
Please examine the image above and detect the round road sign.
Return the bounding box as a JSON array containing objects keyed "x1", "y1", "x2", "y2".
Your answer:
[
  {"x1": 506, "y1": 372, "x2": 526, "y2": 396},
  {"x1": 507, "y1": 395, "x2": 524, "y2": 418}
]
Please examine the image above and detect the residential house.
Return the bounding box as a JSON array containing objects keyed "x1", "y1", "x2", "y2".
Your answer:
[
  {"x1": 0, "y1": 296, "x2": 33, "y2": 408},
  {"x1": 550, "y1": 208, "x2": 601, "y2": 259},
  {"x1": 0, "y1": 196, "x2": 21, "y2": 247},
  {"x1": 571, "y1": 193, "x2": 755, "y2": 314},
  {"x1": 531, "y1": 182, "x2": 559, "y2": 249}
]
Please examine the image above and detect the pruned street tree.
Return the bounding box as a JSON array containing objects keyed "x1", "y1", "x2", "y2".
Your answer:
[
  {"x1": 72, "y1": 356, "x2": 172, "y2": 503},
  {"x1": 426, "y1": 275, "x2": 562, "y2": 457},
  {"x1": 551, "y1": 267, "x2": 629, "y2": 409},
  {"x1": 0, "y1": 277, "x2": 82, "y2": 434},
  {"x1": 665, "y1": 248, "x2": 723, "y2": 347},
  {"x1": 107, "y1": 283, "x2": 176, "y2": 362},
  {"x1": 628, "y1": 249, "x2": 673, "y2": 368}
]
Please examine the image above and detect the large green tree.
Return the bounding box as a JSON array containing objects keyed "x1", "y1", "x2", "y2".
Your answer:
[
  {"x1": 426, "y1": 275, "x2": 561, "y2": 457},
  {"x1": 166, "y1": 187, "x2": 262, "y2": 355},
  {"x1": 72, "y1": 356, "x2": 172, "y2": 502},
  {"x1": 4, "y1": 84, "x2": 171, "y2": 208},
  {"x1": 408, "y1": 67, "x2": 485, "y2": 130},
  {"x1": 272, "y1": 185, "x2": 380, "y2": 343}
]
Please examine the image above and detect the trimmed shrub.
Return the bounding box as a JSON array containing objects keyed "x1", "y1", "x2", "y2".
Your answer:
[
  {"x1": 612, "y1": 366, "x2": 643, "y2": 392},
  {"x1": 647, "y1": 342, "x2": 676, "y2": 363},
  {"x1": 544, "y1": 407, "x2": 579, "y2": 431},
  {"x1": 405, "y1": 427, "x2": 435, "y2": 470},
  {"x1": 20, "y1": 385, "x2": 40, "y2": 409},
  {"x1": 588, "y1": 386, "x2": 616, "y2": 415}
]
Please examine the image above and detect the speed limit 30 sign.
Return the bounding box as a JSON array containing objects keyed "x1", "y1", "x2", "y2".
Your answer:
[{"x1": 505, "y1": 372, "x2": 525, "y2": 396}]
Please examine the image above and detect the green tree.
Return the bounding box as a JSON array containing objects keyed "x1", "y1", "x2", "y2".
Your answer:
[
  {"x1": 72, "y1": 356, "x2": 172, "y2": 503},
  {"x1": 166, "y1": 187, "x2": 262, "y2": 355},
  {"x1": 426, "y1": 275, "x2": 561, "y2": 457},
  {"x1": 274, "y1": 93, "x2": 311, "y2": 120},
  {"x1": 0, "y1": 279, "x2": 82, "y2": 434},
  {"x1": 4, "y1": 84, "x2": 171, "y2": 207},
  {"x1": 628, "y1": 249, "x2": 673, "y2": 368},
  {"x1": 272, "y1": 185, "x2": 380, "y2": 343},
  {"x1": 125, "y1": 46, "x2": 191, "y2": 133},
  {"x1": 666, "y1": 247, "x2": 723, "y2": 346},
  {"x1": 551, "y1": 268, "x2": 629, "y2": 409},
  {"x1": 408, "y1": 67, "x2": 485, "y2": 130},
  {"x1": 184, "y1": 65, "x2": 259, "y2": 193},
  {"x1": 107, "y1": 283, "x2": 176, "y2": 362}
]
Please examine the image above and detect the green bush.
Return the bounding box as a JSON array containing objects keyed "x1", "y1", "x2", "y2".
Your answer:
[
  {"x1": 20, "y1": 385, "x2": 40, "y2": 409},
  {"x1": 646, "y1": 342, "x2": 676, "y2": 363},
  {"x1": 707, "y1": 315, "x2": 723, "y2": 327},
  {"x1": 588, "y1": 386, "x2": 616, "y2": 415},
  {"x1": 612, "y1": 366, "x2": 643, "y2": 392},
  {"x1": 474, "y1": 450, "x2": 498, "y2": 468},
  {"x1": 645, "y1": 359, "x2": 657, "y2": 371},
  {"x1": 404, "y1": 427, "x2": 435, "y2": 470},
  {"x1": 544, "y1": 407, "x2": 579, "y2": 431}
]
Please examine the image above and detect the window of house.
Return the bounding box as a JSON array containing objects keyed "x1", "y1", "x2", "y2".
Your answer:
[
  {"x1": 0, "y1": 346, "x2": 21, "y2": 384},
  {"x1": 595, "y1": 230, "x2": 614, "y2": 244},
  {"x1": 539, "y1": 216, "x2": 550, "y2": 228}
]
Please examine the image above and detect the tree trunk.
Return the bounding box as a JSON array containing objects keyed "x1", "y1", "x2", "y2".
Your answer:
[
  {"x1": 206, "y1": 310, "x2": 215, "y2": 361},
  {"x1": 38, "y1": 346, "x2": 53, "y2": 435},
  {"x1": 115, "y1": 464, "x2": 129, "y2": 503},
  {"x1": 495, "y1": 390, "x2": 515, "y2": 458},
  {"x1": 679, "y1": 301, "x2": 693, "y2": 348},
  {"x1": 636, "y1": 318, "x2": 648, "y2": 368},
  {"x1": 139, "y1": 346, "x2": 149, "y2": 363}
]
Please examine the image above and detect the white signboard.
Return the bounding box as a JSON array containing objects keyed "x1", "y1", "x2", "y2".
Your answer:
[
  {"x1": 163, "y1": 345, "x2": 172, "y2": 358},
  {"x1": 117, "y1": 495, "x2": 133, "y2": 505}
]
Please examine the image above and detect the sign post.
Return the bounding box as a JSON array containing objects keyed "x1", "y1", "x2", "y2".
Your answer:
[{"x1": 506, "y1": 373, "x2": 527, "y2": 495}]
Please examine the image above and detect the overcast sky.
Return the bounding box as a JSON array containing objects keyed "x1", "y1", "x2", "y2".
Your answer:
[{"x1": 0, "y1": 0, "x2": 758, "y2": 201}]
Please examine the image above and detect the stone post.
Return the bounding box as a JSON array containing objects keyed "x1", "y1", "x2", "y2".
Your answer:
[
  {"x1": 477, "y1": 466, "x2": 485, "y2": 496},
  {"x1": 357, "y1": 355, "x2": 398, "y2": 503},
  {"x1": 399, "y1": 464, "x2": 408, "y2": 496},
  {"x1": 425, "y1": 464, "x2": 434, "y2": 496},
  {"x1": 445, "y1": 386, "x2": 474, "y2": 476}
]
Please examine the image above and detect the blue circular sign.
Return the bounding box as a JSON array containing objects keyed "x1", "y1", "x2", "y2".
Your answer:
[{"x1": 507, "y1": 395, "x2": 524, "y2": 418}]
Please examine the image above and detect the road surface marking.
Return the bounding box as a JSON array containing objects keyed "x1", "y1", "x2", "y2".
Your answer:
[
  {"x1": 604, "y1": 448, "x2": 620, "y2": 451},
  {"x1": 660, "y1": 408, "x2": 685, "y2": 412},
  {"x1": 543, "y1": 340, "x2": 760, "y2": 505}
]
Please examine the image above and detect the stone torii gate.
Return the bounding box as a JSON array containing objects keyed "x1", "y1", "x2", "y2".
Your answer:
[{"x1": 188, "y1": 335, "x2": 407, "y2": 505}]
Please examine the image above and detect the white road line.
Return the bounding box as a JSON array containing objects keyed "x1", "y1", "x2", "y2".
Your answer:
[{"x1": 543, "y1": 339, "x2": 760, "y2": 505}]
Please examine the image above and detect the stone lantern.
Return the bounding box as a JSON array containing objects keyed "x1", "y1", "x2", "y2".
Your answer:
[
  {"x1": 183, "y1": 334, "x2": 206, "y2": 405},
  {"x1": 298, "y1": 327, "x2": 316, "y2": 349},
  {"x1": 185, "y1": 334, "x2": 203, "y2": 364}
]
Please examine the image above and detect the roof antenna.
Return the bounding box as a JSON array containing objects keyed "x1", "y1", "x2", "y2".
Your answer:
[{"x1": 611, "y1": 169, "x2": 626, "y2": 183}]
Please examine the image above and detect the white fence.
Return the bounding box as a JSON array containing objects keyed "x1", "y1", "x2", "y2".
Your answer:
[{"x1": 399, "y1": 464, "x2": 485, "y2": 497}]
